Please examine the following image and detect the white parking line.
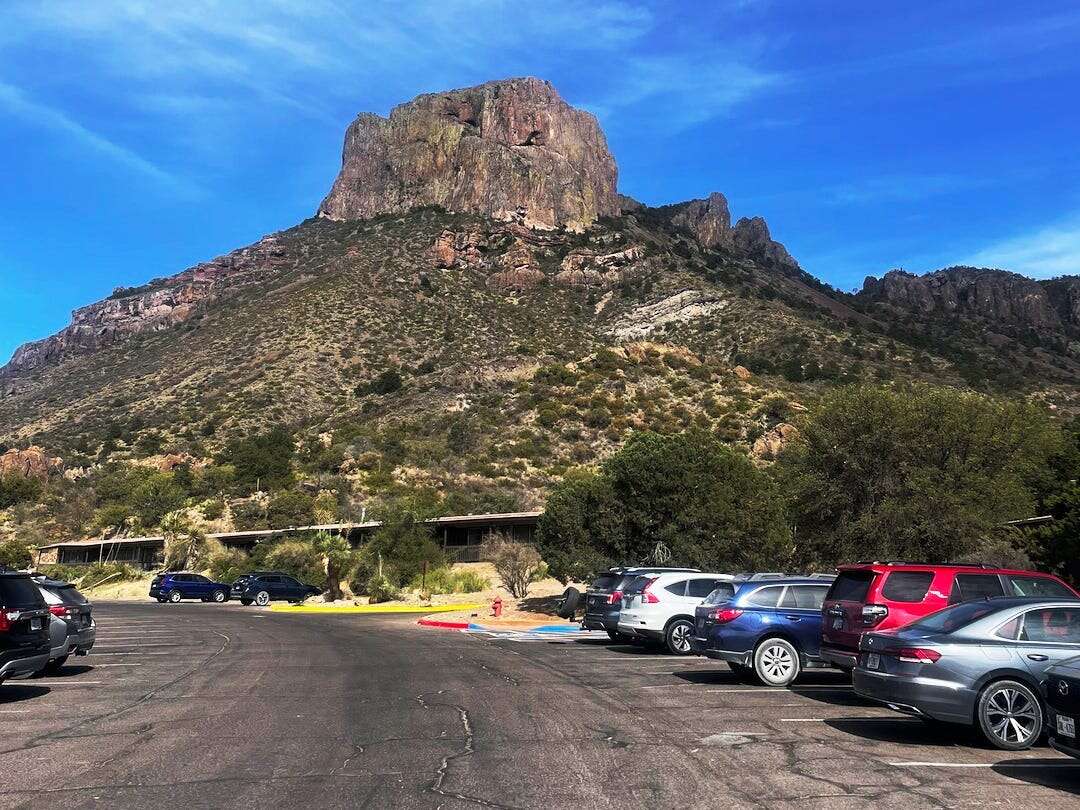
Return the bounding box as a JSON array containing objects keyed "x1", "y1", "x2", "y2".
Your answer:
[
  {"x1": 23, "y1": 680, "x2": 104, "y2": 686},
  {"x1": 85, "y1": 663, "x2": 142, "y2": 667},
  {"x1": 889, "y1": 761, "x2": 1080, "y2": 768},
  {"x1": 89, "y1": 652, "x2": 175, "y2": 656},
  {"x1": 705, "y1": 686, "x2": 854, "y2": 693},
  {"x1": 781, "y1": 717, "x2": 918, "y2": 723}
]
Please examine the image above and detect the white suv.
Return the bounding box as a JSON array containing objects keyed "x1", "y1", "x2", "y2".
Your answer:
[{"x1": 617, "y1": 572, "x2": 737, "y2": 654}]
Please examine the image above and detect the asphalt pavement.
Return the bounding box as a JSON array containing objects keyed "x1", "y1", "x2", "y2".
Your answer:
[{"x1": 1, "y1": 601, "x2": 1078, "y2": 808}]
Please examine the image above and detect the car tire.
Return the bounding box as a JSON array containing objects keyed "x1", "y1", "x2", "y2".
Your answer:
[
  {"x1": 977, "y1": 679, "x2": 1043, "y2": 751},
  {"x1": 664, "y1": 618, "x2": 695, "y2": 655},
  {"x1": 240, "y1": 598, "x2": 253, "y2": 606},
  {"x1": 255, "y1": 591, "x2": 270, "y2": 607},
  {"x1": 168, "y1": 590, "x2": 183, "y2": 604},
  {"x1": 211, "y1": 590, "x2": 226, "y2": 603},
  {"x1": 753, "y1": 638, "x2": 801, "y2": 687},
  {"x1": 556, "y1": 587, "x2": 581, "y2": 619}
]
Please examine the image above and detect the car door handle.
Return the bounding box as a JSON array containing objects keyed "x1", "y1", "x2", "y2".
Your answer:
[
  {"x1": 1027, "y1": 654, "x2": 1049, "y2": 662},
  {"x1": 784, "y1": 615, "x2": 802, "y2": 621}
]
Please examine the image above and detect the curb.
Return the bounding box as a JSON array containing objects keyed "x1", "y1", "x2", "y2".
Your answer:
[
  {"x1": 416, "y1": 616, "x2": 585, "y2": 634},
  {"x1": 269, "y1": 603, "x2": 483, "y2": 615},
  {"x1": 417, "y1": 618, "x2": 472, "y2": 630}
]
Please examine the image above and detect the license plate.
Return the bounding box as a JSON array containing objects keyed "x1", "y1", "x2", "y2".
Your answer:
[
  {"x1": 1058, "y1": 715, "x2": 1076, "y2": 738},
  {"x1": 866, "y1": 653, "x2": 880, "y2": 670},
  {"x1": 832, "y1": 617, "x2": 844, "y2": 630},
  {"x1": 30, "y1": 617, "x2": 42, "y2": 630}
]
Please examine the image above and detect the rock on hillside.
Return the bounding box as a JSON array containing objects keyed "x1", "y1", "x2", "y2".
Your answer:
[
  {"x1": 317, "y1": 77, "x2": 619, "y2": 232},
  {"x1": 858, "y1": 267, "x2": 1079, "y2": 334}
]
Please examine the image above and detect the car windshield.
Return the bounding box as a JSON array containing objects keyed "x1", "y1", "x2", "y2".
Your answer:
[{"x1": 907, "y1": 601, "x2": 1002, "y2": 634}]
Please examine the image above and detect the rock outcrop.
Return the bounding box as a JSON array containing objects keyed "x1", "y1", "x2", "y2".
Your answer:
[
  {"x1": 2, "y1": 236, "x2": 287, "y2": 375},
  {"x1": 318, "y1": 77, "x2": 619, "y2": 232},
  {"x1": 0, "y1": 446, "x2": 63, "y2": 481},
  {"x1": 732, "y1": 216, "x2": 800, "y2": 272},
  {"x1": 671, "y1": 192, "x2": 733, "y2": 250},
  {"x1": 858, "y1": 267, "x2": 1070, "y2": 332}
]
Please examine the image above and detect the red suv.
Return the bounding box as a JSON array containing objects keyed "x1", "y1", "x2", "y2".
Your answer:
[{"x1": 820, "y1": 562, "x2": 1079, "y2": 670}]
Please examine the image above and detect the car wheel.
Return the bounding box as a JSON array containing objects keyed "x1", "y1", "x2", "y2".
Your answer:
[
  {"x1": 664, "y1": 619, "x2": 694, "y2": 655},
  {"x1": 240, "y1": 598, "x2": 253, "y2": 606},
  {"x1": 556, "y1": 587, "x2": 581, "y2": 619},
  {"x1": 977, "y1": 679, "x2": 1043, "y2": 750},
  {"x1": 211, "y1": 590, "x2": 226, "y2": 603},
  {"x1": 168, "y1": 590, "x2": 183, "y2": 604},
  {"x1": 255, "y1": 591, "x2": 270, "y2": 607},
  {"x1": 753, "y1": 638, "x2": 801, "y2": 687},
  {"x1": 44, "y1": 655, "x2": 69, "y2": 674}
]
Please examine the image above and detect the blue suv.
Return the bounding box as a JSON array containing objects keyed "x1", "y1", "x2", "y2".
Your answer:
[
  {"x1": 690, "y1": 575, "x2": 835, "y2": 687},
  {"x1": 150, "y1": 572, "x2": 232, "y2": 604}
]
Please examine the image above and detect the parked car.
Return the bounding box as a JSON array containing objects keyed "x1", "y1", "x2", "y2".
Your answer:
[
  {"x1": 820, "y1": 562, "x2": 1078, "y2": 671},
  {"x1": 231, "y1": 572, "x2": 321, "y2": 606},
  {"x1": 150, "y1": 572, "x2": 232, "y2": 603},
  {"x1": 617, "y1": 572, "x2": 737, "y2": 654},
  {"x1": 33, "y1": 576, "x2": 95, "y2": 668},
  {"x1": 39, "y1": 613, "x2": 71, "y2": 676},
  {"x1": 0, "y1": 570, "x2": 51, "y2": 686},
  {"x1": 1045, "y1": 655, "x2": 1080, "y2": 760},
  {"x1": 582, "y1": 567, "x2": 701, "y2": 641},
  {"x1": 853, "y1": 597, "x2": 1080, "y2": 750},
  {"x1": 691, "y1": 575, "x2": 835, "y2": 686}
]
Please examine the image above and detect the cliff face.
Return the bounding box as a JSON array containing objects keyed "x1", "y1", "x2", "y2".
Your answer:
[
  {"x1": 858, "y1": 267, "x2": 1077, "y2": 333},
  {"x1": 317, "y1": 77, "x2": 619, "y2": 232},
  {"x1": 666, "y1": 193, "x2": 800, "y2": 273}
]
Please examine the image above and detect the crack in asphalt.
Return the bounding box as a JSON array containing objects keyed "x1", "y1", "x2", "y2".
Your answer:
[{"x1": 415, "y1": 690, "x2": 516, "y2": 810}]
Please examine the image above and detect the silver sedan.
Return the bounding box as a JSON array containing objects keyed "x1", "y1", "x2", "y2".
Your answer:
[{"x1": 853, "y1": 597, "x2": 1080, "y2": 750}]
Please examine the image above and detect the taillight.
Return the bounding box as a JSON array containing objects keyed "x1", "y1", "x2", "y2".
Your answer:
[
  {"x1": 861, "y1": 604, "x2": 889, "y2": 626},
  {"x1": 707, "y1": 608, "x2": 743, "y2": 623},
  {"x1": 0, "y1": 609, "x2": 10, "y2": 632},
  {"x1": 49, "y1": 605, "x2": 66, "y2": 617},
  {"x1": 607, "y1": 591, "x2": 623, "y2": 605},
  {"x1": 897, "y1": 647, "x2": 941, "y2": 664},
  {"x1": 642, "y1": 578, "x2": 660, "y2": 604}
]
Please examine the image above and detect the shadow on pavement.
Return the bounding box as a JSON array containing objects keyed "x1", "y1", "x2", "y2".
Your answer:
[
  {"x1": 823, "y1": 716, "x2": 976, "y2": 746},
  {"x1": 0, "y1": 684, "x2": 51, "y2": 702},
  {"x1": 992, "y1": 758, "x2": 1080, "y2": 795},
  {"x1": 30, "y1": 664, "x2": 94, "y2": 679}
]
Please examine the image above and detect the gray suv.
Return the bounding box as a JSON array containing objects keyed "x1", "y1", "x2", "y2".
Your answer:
[{"x1": 0, "y1": 571, "x2": 50, "y2": 685}]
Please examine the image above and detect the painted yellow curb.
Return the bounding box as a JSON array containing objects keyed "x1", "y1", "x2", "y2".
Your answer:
[{"x1": 268, "y1": 602, "x2": 483, "y2": 614}]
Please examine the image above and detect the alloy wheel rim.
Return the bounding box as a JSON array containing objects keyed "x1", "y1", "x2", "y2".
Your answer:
[
  {"x1": 986, "y1": 687, "x2": 1039, "y2": 745},
  {"x1": 761, "y1": 644, "x2": 795, "y2": 682},
  {"x1": 671, "y1": 624, "x2": 690, "y2": 652},
  {"x1": 257, "y1": 593, "x2": 269, "y2": 606}
]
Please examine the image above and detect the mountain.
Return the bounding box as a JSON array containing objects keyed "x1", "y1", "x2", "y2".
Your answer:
[{"x1": 1, "y1": 77, "x2": 1078, "y2": 496}]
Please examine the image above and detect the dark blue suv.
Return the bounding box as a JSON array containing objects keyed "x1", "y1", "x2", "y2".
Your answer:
[
  {"x1": 150, "y1": 572, "x2": 232, "y2": 604},
  {"x1": 690, "y1": 575, "x2": 835, "y2": 687}
]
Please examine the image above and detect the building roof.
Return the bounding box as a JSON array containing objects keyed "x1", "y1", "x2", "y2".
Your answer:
[{"x1": 35, "y1": 511, "x2": 543, "y2": 550}]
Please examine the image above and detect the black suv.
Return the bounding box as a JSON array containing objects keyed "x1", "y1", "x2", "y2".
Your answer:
[
  {"x1": 582, "y1": 567, "x2": 701, "y2": 641},
  {"x1": 231, "y1": 572, "x2": 321, "y2": 606},
  {"x1": 0, "y1": 570, "x2": 51, "y2": 685}
]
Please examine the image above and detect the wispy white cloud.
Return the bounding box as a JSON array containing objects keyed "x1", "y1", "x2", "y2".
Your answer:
[
  {"x1": 966, "y1": 212, "x2": 1080, "y2": 279},
  {"x1": 0, "y1": 80, "x2": 197, "y2": 195},
  {"x1": 821, "y1": 173, "x2": 989, "y2": 206}
]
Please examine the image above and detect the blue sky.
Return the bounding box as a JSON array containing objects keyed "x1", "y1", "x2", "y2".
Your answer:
[{"x1": 3, "y1": 1, "x2": 1080, "y2": 362}]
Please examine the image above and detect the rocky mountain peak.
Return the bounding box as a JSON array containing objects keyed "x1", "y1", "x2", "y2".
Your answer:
[{"x1": 317, "y1": 77, "x2": 619, "y2": 232}]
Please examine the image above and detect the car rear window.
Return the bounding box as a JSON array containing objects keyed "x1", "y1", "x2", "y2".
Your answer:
[
  {"x1": 687, "y1": 578, "x2": 721, "y2": 599},
  {"x1": 881, "y1": 571, "x2": 934, "y2": 602},
  {"x1": 780, "y1": 585, "x2": 829, "y2": 610},
  {"x1": 827, "y1": 571, "x2": 874, "y2": 602},
  {"x1": 949, "y1": 574, "x2": 1005, "y2": 603},
  {"x1": 590, "y1": 574, "x2": 622, "y2": 591},
  {"x1": 57, "y1": 585, "x2": 89, "y2": 605},
  {"x1": 908, "y1": 601, "x2": 999, "y2": 634},
  {"x1": 623, "y1": 576, "x2": 651, "y2": 594},
  {"x1": 0, "y1": 575, "x2": 47, "y2": 608},
  {"x1": 703, "y1": 583, "x2": 736, "y2": 606},
  {"x1": 1006, "y1": 575, "x2": 1075, "y2": 598}
]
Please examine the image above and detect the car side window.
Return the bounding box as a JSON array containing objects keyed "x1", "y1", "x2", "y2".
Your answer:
[
  {"x1": 282, "y1": 576, "x2": 300, "y2": 586},
  {"x1": 746, "y1": 586, "x2": 782, "y2": 608},
  {"x1": 1019, "y1": 608, "x2": 1080, "y2": 644},
  {"x1": 664, "y1": 580, "x2": 688, "y2": 596},
  {"x1": 950, "y1": 574, "x2": 1005, "y2": 604},
  {"x1": 1006, "y1": 576, "x2": 1075, "y2": 598},
  {"x1": 791, "y1": 585, "x2": 828, "y2": 609},
  {"x1": 881, "y1": 571, "x2": 934, "y2": 602},
  {"x1": 191, "y1": 575, "x2": 208, "y2": 583},
  {"x1": 995, "y1": 616, "x2": 1022, "y2": 640},
  {"x1": 687, "y1": 579, "x2": 719, "y2": 599}
]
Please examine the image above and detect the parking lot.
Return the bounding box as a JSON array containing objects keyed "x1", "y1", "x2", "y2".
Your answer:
[{"x1": 1, "y1": 602, "x2": 1078, "y2": 808}]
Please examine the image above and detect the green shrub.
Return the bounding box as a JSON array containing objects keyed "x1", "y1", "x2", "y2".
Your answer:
[
  {"x1": 39, "y1": 562, "x2": 142, "y2": 588},
  {"x1": 365, "y1": 572, "x2": 399, "y2": 603},
  {"x1": 0, "y1": 473, "x2": 43, "y2": 508},
  {"x1": 267, "y1": 490, "x2": 315, "y2": 527},
  {"x1": 0, "y1": 537, "x2": 33, "y2": 569},
  {"x1": 206, "y1": 549, "x2": 256, "y2": 583},
  {"x1": 408, "y1": 566, "x2": 490, "y2": 594},
  {"x1": 261, "y1": 539, "x2": 326, "y2": 588}
]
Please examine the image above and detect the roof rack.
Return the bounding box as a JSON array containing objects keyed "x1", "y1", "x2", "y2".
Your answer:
[{"x1": 853, "y1": 561, "x2": 993, "y2": 569}]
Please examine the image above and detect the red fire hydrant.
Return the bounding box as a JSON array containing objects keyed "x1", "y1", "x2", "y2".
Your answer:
[{"x1": 492, "y1": 596, "x2": 503, "y2": 618}]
